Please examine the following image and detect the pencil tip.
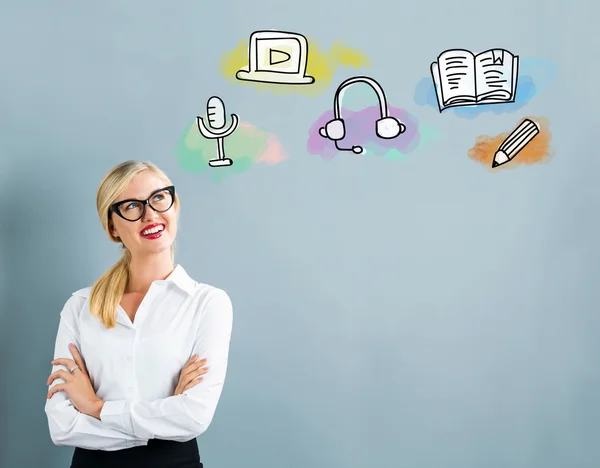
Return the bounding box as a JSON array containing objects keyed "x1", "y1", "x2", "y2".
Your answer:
[{"x1": 492, "y1": 160, "x2": 499, "y2": 168}]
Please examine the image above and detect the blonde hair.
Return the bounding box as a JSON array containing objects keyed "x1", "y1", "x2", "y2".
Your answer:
[{"x1": 89, "y1": 160, "x2": 180, "y2": 328}]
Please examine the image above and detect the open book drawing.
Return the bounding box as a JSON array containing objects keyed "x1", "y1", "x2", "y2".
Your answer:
[{"x1": 430, "y1": 48, "x2": 519, "y2": 112}]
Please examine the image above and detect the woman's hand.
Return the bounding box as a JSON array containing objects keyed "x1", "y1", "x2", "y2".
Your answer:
[
  {"x1": 47, "y1": 343, "x2": 104, "y2": 419},
  {"x1": 174, "y1": 354, "x2": 209, "y2": 396}
]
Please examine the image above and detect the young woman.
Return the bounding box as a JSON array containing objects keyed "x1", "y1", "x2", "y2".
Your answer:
[{"x1": 44, "y1": 160, "x2": 233, "y2": 468}]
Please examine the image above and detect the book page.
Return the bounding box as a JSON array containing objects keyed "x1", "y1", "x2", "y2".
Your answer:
[
  {"x1": 436, "y1": 49, "x2": 477, "y2": 107},
  {"x1": 474, "y1": 49, "x2": 517, "y2": 102}
]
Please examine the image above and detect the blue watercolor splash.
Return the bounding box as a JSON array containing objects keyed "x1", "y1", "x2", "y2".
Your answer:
[{"x1": 414, "y1": 57, "x2": 559, "y2": 119}]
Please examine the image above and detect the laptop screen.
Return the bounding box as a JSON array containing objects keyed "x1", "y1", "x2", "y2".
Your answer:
[{"x1": 255, "y1": 37, "x2": 302, "y2": 74}]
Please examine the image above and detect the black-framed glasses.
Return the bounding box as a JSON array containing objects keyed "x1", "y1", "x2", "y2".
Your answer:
[{"x1": 110, "y1": 186, "x2": 175, "y2": 222}]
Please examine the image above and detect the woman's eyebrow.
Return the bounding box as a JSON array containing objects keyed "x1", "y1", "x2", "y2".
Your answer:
[{"x1": 118, "y1": 188, "x2": 164, "y2": 202}]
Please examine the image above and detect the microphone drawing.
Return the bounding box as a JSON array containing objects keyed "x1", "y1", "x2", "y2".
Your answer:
[{"x1": 196, "y1": 96, "x2": 240, "y2": 167}]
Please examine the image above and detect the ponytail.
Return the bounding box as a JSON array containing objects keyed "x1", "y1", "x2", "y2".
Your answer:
[{"x1": 89, "y1": 249, "x2": 131, "y2": 329}]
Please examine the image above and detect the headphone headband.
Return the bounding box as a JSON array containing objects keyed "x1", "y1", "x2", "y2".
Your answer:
[{"x1": 333, "y1": 76, "x2": 389, "y2": 121}]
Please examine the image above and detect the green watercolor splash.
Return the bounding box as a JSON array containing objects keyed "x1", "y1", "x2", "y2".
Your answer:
[{"x1": 174, "y1": 121, "x2": 272, "y2": 183}]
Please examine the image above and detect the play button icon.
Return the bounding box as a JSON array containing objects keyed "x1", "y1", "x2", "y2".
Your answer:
[
  {"x1": 269, "y1": 49, "x2": 291, "y2": 66},
  {"x1": 235, "y1": 30, "x2": 316, "y2": 84}
]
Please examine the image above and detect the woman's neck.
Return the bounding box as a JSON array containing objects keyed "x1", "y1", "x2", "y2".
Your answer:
[{"x1": 126, "y1": 254, "x2": 175, "y2": 294}]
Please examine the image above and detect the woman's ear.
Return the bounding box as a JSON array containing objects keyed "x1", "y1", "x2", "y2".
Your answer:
[{"x1": 108, "y1": 221, "x2": 119, "y2": 239}]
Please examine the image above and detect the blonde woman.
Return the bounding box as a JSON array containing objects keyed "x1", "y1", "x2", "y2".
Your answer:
[{"x1": 44, "y1": 160, "x2": 233, "y2": 468}]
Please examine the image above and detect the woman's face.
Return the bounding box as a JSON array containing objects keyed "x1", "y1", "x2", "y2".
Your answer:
[{"x1": 109, "y1": 170, "x2": 178, "y2": 259}]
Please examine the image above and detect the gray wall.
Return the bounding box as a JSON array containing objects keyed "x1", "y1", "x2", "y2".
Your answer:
[{"x1": 1, "y1": 1, "x2": 599, "y2": 467}]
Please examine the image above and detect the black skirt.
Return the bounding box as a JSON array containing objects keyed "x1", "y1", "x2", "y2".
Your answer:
[{"x1": 70, "y1": 438, "x2": 203, "y2": 468}]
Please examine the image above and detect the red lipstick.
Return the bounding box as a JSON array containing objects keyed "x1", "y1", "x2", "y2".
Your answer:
[{"x1": 139, "y1": 223, "x2": 165, "y2": 240}]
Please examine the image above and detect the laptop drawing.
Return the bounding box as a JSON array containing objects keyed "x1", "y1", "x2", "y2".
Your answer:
[{"x1": 236, "y1": 30, "x2": 315, "y2": 85}]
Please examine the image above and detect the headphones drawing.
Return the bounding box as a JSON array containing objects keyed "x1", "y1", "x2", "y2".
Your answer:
[{"x1": 319, "y1": 76, "x2": 406, "y2": 154}]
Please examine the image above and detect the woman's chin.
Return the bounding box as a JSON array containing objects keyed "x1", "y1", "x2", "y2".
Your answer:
[{"x1": 139, "y1": 236, "x2": 173, "y2": 254}]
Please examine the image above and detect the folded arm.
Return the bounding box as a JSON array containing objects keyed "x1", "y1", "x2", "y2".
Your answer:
[
  {"x1": 44, "y1": 296, "x2": 149, "y2": 450},
  {"x1": 99, "y1": 289, "x2": 233, "y2": 442}
]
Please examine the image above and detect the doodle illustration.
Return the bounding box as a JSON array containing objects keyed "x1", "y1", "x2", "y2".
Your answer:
[
  {"x1": 467, "y1": 116, "x2": 553, "y2": 170},
  {"x1": 415, "y1": 57, "x2": 558, "y2": 119},
  {"x1": 196, "y1": 96, "x2": 239, "y2": 167},
  {"x1": 236, "y1": 30, "x2": 315, "y2": 85},
  {"x1": 220, "y1": 34, "x2": 370, "y2": 97},
  {"x1": 430, "y1": 48, "x2": 519, "y2": 112},
  {"x1": 318, "y1": 76, "x2": 406, "y2": 154},
  {"x1": 492, "y1": 118, "x2": 539, "y2": 168},
  {"x1": 175, "y1": 117, "x2": 287, "y2": 183}
]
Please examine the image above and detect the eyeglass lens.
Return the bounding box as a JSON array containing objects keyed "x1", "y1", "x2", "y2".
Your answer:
[{"x1": 118, "y1": 189, "x2": 174, "y2": 221}]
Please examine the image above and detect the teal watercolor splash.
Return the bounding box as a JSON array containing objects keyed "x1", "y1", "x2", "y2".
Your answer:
[
  {"x1": 413, "y1": 57, "x2": 559, "y2": 119},
  {"x1": 408, "y1": 123, "x2": 443, "y2": 156}
]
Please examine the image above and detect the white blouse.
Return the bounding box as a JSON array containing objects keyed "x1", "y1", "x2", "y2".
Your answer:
[{"x1": 44, "y1": 264, "x2": 233, "y2": 451}]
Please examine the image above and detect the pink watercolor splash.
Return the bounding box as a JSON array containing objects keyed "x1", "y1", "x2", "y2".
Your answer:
[
  {"x1": 237, "y1": 121, "x2": 287, "y2": 164},
  {"x1": 257, "y1": 133, "x2": 287, "y2": 164},
  {"x1": 307, "y1": 106, "x2": 420, "y2": 159}
]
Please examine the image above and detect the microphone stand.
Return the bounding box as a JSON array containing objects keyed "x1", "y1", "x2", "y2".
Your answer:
[{"x1": 196, "y1": 113, "x2": 240, "y2": 167}]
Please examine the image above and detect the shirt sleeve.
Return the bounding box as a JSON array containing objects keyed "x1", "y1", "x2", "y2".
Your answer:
[
  {"x1": 99, "y1": 288, "x2": 233, "y2": 441},
  {"x1": 44, "y1": 295, "x2": 150, "y2": 450}
]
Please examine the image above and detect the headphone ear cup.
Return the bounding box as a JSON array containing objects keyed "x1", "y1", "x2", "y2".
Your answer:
[
  {"x1": 376, "y1": 117, "x2": 405, "y2": 139},
  {"x1": 324, "y1": 119, "x2": 345, "y2": 141}
]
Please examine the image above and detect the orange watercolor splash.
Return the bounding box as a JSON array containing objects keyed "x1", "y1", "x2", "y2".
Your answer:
[{"x1": 468, "y1": 116, "x2": 554, "y2": 171}]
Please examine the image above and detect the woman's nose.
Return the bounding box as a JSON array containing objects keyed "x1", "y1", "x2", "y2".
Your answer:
[{"x1": 142, "y1": 206, "x2": 159, "y2": 222}]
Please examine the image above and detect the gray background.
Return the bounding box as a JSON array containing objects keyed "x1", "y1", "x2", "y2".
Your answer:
[{"x1": 1, "y1": 0, "x2": 599, "y2": 467}]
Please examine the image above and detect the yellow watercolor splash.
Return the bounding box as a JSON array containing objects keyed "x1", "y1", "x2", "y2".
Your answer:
[
  {"x1": 219, "y1": 37, "x2": 371, "y2": 97},
  {"x1": 468, "y1": 116, "x2": 554, "y2": 171}
]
